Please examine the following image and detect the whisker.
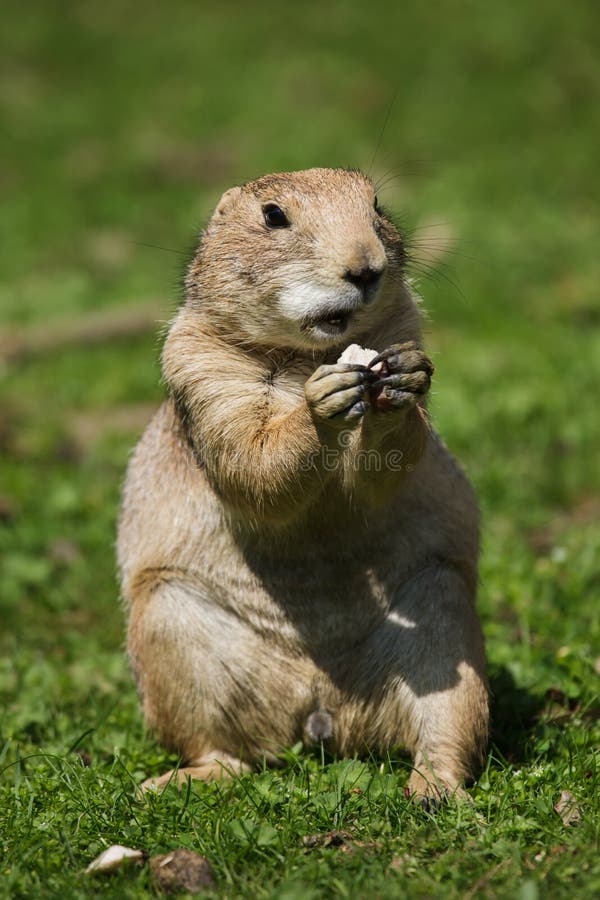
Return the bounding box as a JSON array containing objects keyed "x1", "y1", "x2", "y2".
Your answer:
[
  {"x1": 133, "y1": 241, "x2": 188, "y2": 256},
  {"x1": 404, "y1": 257, "x2": 467, "y2": 300},
  {"x1": 369, "y1": 89, "x2": 400, "y2": 173},
  {"x1": 405, "y1": 237, "x2": 490, "y2": 269},
  {"x1": 374, "y1": 167, "x2": 431, "y2": 194}
]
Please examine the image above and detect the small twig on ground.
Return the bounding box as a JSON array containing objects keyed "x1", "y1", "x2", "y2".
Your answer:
[{"x1": 0, "y1": 301, "x2": 170, "y2": 365}]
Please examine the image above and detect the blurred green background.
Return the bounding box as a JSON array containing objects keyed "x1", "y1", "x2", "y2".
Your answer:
[
  {"x1": 1, "y1": 1, "x2": 599, "y2": 895},
  {"x1": 2, "y1": 0, "x2": 598, "y2": 628}
]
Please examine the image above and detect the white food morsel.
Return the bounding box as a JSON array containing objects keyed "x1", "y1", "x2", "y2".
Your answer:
[
  {"x1": 85, "y1": 844, "x2": 144, "y2": 874},
  {"x1": 337, "y1": 344, "x2": 380, "y2": 369}
]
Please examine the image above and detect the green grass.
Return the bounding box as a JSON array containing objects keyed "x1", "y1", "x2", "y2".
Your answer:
[{"x1": 1, "y1": 0, "x2": 599, "y2": 896}]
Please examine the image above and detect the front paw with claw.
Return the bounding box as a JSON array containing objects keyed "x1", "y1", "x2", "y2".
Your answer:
[
  {"x1": 367, "y1": 341, "x2": 434, "y2": 413},
  {"x1": 304, "y1": 363, "x2": 377, "y2": 429}
]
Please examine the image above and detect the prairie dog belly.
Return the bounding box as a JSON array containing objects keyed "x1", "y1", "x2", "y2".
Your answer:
[{"x1": 151, "y1": 569, "x2": 418, "y2": 759}]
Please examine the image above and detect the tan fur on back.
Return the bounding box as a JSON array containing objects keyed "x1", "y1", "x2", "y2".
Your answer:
[{"x1": 118, "y1": 168, "x2": 488, "y2": 797}]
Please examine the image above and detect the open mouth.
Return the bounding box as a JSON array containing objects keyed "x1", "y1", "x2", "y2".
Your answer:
[{"x1": 304, "y1": 311, "x2": 351, "y2": 337}]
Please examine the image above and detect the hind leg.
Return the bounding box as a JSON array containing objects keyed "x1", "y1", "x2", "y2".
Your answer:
[
  {"x1": 343, "y1": 565, "x2": 488, "y2": 801},
  {"x1": 127, "y1": 570, "x2": 303, "y2": 788},
  {"x1": 127, "y1": 572, "x2": 256, "y2": 788},
  {"x1": 398, "y1": 567, "x2": 489, "y2": 800},
  {"x1": 405, "y1": 651, "x2": 489, "y2": 802}
]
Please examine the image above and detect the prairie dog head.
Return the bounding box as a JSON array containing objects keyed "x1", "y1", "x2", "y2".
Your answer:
[{"x1": 186, "y1": 168, "x2": 407, "y2": 351}]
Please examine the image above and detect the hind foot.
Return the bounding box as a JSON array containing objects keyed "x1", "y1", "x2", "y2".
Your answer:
[
  {"x1": 407, "y1": 765, "x2": 471, "y2": 806},
  {"x1": 141, "y1": 752, "x2": 251, "y2": 792}
]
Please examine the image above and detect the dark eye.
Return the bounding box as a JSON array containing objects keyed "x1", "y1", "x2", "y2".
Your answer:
[
  {"x1": 263, "y1": 203, "x2": 289, "y2": 229},
  {"x1": 374, "y1": 195, "x2": 382, "y2": 214}
]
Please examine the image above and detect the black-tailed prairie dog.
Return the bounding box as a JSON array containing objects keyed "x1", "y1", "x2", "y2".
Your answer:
[{"x1": 118, "y1": 167, "x2": 488, "y2": 798}]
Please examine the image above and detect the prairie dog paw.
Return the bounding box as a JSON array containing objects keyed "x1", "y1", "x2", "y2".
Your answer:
[
  {"x1": 407, "y1": 769, "x2": 470, "y2": 807},
  {"x1": 305, "y1": 362, "x2": 377, "y2": 427},
  {"x1": 367, "y1": 341, "x2": 434, "y2": 412}
]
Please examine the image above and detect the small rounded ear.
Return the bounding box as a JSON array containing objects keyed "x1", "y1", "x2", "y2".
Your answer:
[{"x1": 214, "y1": 186, "x2": 242, "y2": 217}]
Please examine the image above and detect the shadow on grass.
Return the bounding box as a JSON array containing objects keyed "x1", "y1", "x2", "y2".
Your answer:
[{"x1": 488, "y1": 663, "x2": 542, "y2": 764}]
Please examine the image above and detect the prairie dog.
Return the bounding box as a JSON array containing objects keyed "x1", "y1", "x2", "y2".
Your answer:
[{"x1": 118, "y1": 168, "x2": 488, "y2": 797}]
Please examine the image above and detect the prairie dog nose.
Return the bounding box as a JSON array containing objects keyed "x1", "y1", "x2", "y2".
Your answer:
[{"x1": 344, "y1": 264, "x2": 385, "y2": 291}]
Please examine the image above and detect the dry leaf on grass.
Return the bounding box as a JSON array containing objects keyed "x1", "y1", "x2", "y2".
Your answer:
[
  {"x1": 554, "y1": 790, "x2": 582, "y2": 826},
  {"x1": 85, "y1": 844, "x2": 145, "y2": 874}
]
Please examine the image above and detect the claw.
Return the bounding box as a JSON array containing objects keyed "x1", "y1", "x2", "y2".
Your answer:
[
  {"x1": 347, "y1": 400, "x2": 367, "y2": 418},
  {"x1": 367, "y1": 344, "x2": 434, "y2": 378},
  {"x1": 367, "y1": 351, "x2": 397, "y2": 370},
  {"x1": 362, "y1": 368, "x2": 381, "y2": 382},
  {"x1": 367, "y1": 341, "x2": 419, "y2": 369}
]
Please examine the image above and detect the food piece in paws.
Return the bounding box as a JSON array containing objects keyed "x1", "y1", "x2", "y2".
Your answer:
[
  {"x1": 337, "y1": 344, "x2": 390, "y2": 409},
  {"x1": 337, "y1": 344, "x2": 380, "y2": 369}
]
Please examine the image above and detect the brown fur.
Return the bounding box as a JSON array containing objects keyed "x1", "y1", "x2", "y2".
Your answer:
[{"x1": 118, "y1": 168, "x2": 488, "y2": 796}]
